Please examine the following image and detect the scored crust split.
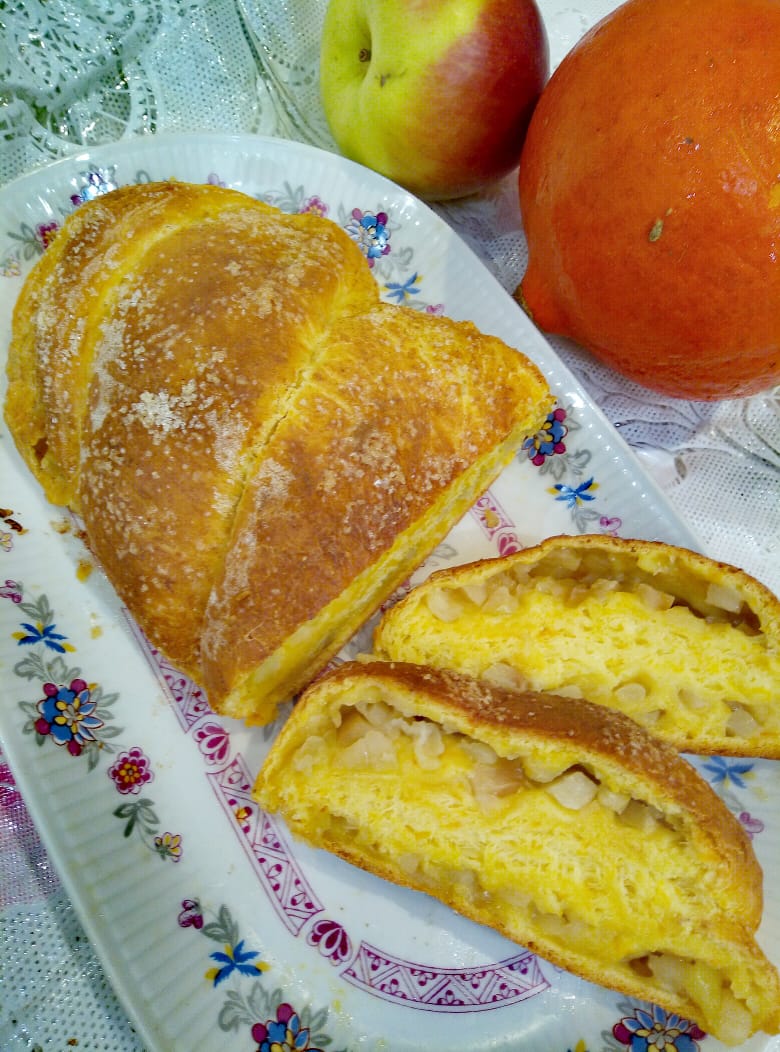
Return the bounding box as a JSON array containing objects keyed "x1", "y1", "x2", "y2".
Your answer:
[{"x1": 4, "y1": 180, "x2": 551, "y2": 724}]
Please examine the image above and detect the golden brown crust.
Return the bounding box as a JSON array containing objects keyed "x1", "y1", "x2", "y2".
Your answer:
[
  {"x1": 200, "y1": 306, "x2": 550, "y2": 718},
  {"x1": 374, "y1": 533, "x2": 780, "y2": 756},
  {"x1": 76, "y1": 192, "x2": 379, "y2": 681},
  {"x1": 5, "y1": 181, "x2": 551, "y2": 719},
  {"x1": 6, "y1": 181, "x2": 257, "y2": 510}
]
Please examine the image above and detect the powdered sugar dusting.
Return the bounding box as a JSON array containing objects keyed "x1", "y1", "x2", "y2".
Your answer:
[
  {"x1": 13, "y1": 180, "x2": 550, "y2": 729},
  {"x1": 132, "y1": 379, "x2": 198, "y2": 440},
  {"x1": 206, "y1": 408, "x2": 249, "y2": 476},
  {"x1": 252, "y1": 458, "x2": 294, "y2": 508}
]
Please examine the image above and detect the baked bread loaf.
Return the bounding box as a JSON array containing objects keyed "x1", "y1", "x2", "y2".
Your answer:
[
  {"x1": 374, "y1": 534, "x2": 780, "y2": 755},
  {"x1": 254, "y1": 659, "x2": 780, "y2": 1045},
  {"x1": 4, "y1": 180, "x2": 551, "y2": 724}
]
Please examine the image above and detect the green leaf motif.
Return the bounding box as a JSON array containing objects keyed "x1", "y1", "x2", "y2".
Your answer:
[
  {"x1": 202, "y1": 903, "x2": 240, "y2": 947},
  {"x1": 113, "y1": 798, "x2": 159, "y2": 838},
  {"x1": 216, "y1": 989, "x2": 255, "y2": 1032}
]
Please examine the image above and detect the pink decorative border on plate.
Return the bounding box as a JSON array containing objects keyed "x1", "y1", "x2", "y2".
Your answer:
[
  {"x1": 341, "y1": 943, "x2": 546, "y2": 1013},
  {"x1": 127, "y1": 487, "x2": 553, "y2": 1012}
]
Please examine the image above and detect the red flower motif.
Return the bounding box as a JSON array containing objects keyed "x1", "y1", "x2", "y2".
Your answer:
[
  {"x1": 739, "y1": 811, "x2": 765, "y2": 839},
  {"x1": 177, "y1": 898, "x2": 203, "y2": 928},
  {"x1": 299, "y1": 195, "x2": 328, "y2": 217},
  {"x1": 107, "y1": 746, "x2": 154, "y2": 794},
  {"x1": 35, "y1": 221, "x2": 60, "y2": 249}
]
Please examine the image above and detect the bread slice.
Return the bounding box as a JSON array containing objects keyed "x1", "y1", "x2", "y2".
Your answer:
[
  {"x1": 4, "y1": 181, "x2": 551, "y2": 723},
  {"x1": 374, "y1": 534, "x2": 780, "y2": 755},
  {"x1": 254, "y1": 659, "x2": 780, "y2": 1045}
]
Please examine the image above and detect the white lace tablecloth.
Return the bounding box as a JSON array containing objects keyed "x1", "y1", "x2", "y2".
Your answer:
[{"x1": 1, "y1": 1, "x2": 778, "y2": 1049}]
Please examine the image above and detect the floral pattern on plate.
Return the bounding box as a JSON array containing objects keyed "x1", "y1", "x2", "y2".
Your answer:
[
  {"x1": 1, "y1": 142, "x2": 774, "y2": 1052},
  {"x1": 177, "y1": 898, "x2": 347, "y2": 1051},
  {"x1": 6, "y1": 576, "x2": 183, "y2": 862}
]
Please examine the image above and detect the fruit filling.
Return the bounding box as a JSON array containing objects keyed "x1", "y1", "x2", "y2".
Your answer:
[
  {"x1": 403, "y1": 548, "x2": 778, "y2": 743},
  {"x1": 286, "y1": 696, "x2": 756, "y2": 1044}
]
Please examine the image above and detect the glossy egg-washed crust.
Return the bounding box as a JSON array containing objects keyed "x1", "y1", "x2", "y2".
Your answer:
[
  {"x1": 255, "y1": 660, "x2": 780, "y2": 1040},
  {"x1": 375, "y1": 533, "x2": 780, "y2": 756},
  {"x1": 4, "y1": 181, "x2": 551, "y2": 724}
]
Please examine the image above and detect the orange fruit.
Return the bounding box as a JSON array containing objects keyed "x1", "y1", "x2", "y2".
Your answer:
[{"x1": 517, "y1": 0, "x2": 780, "y2": 400}]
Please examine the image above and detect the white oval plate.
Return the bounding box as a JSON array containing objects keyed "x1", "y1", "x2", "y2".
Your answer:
[{"x1": 0, "y1": 133, "x2": 777, "y2": 1052}]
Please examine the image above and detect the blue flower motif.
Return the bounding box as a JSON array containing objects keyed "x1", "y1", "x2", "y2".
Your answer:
[
  {"x1": 524, "y1": 406, "x2": 568, "y2": 465},
  {"x1": 252, "y1": 1002, "x2": 323, "y2": 1052},
  {"x1": 267, "y1": 1012, "x2": 307, "y2": 1048},
  {"x1": 70, "y1": 168, "x2": 118, "y2": 206},
  {"x1": 14, "y1": 620, "x2": 71, "y2": 652},
  {"x1": 384, "y1": 271, "x2": 422, "y2": 304},
  {"x1": 613, "y1": 1003, "x2": 705, "y2": 1050},
  {"x1": 702, "y1": 754, "x2": 754, "y2": 789},
  {"x1": 207, "y1": 939, "x2": 266, "y2": 986},
  {"x1": 549, "y1": 477, "x2": 598, "y2": 507},
  {"x1": 36, "y1": 679, "x2": 104, "y2": 754},
  {"x1": 346, "y1": 208, "x2": 391, "y2": 267}
]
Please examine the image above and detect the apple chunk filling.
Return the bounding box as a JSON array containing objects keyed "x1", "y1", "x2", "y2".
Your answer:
[
  {"x1": 408, "y1": 548, "x2": 778, "y2": 742},
  {"x1": 628, "y1": 953, "x2": 752, "y2": 1046},
  {"x1": 424, "y1": 547, "x2": 760, "y2": 633},
  {"x1": 311, "y1": 700, "x2": 678, "y2": 832},
  {"x1": 280, "y1": 694, "x2": 764, "y2": 1042},
  {"x1": 286, "y1": 697, "x2": 755, "y2": 1036},
  {"x1": 291, "y1": 702, "x2": 682, "y2": 855}
]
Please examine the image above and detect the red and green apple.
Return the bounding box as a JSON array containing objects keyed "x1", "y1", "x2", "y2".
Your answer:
[{"x1": 319, "y1": 0, "x2": 549, "y2": 200}]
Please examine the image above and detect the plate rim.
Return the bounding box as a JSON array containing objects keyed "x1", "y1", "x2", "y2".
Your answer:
[{"x1": 4, "y1": 131, "x2": 772, "y2": 1052}]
